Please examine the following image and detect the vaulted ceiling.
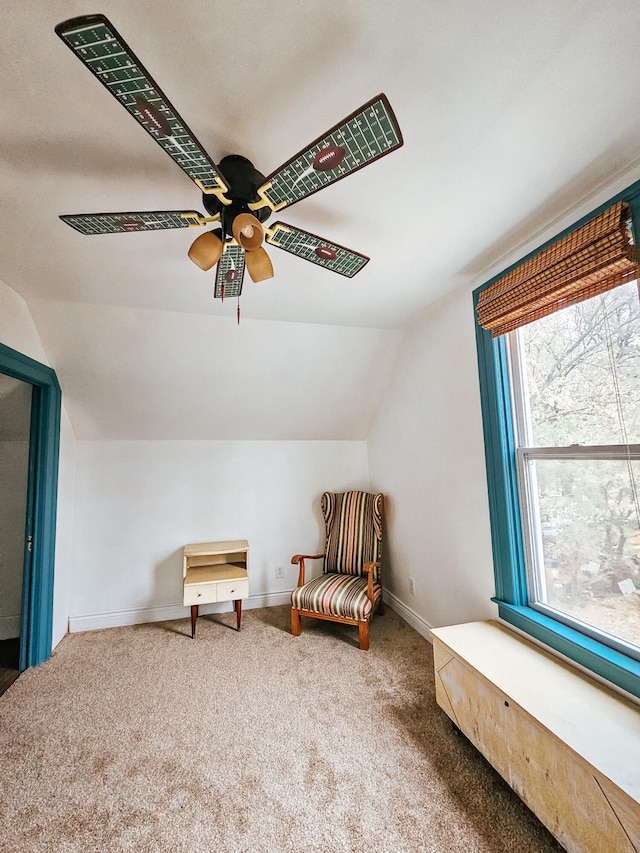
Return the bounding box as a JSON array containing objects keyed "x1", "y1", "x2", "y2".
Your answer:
[{"x1": 2, "y1": 1, "x2": 640, "y2": 439}]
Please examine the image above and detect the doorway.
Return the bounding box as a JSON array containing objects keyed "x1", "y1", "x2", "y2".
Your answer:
[
  {"x1": 0, "y1": 343, "x2": 61, "y2": 683},
  {"x1": 0, "y1": 374, "x2": 32, "y2": 693}
]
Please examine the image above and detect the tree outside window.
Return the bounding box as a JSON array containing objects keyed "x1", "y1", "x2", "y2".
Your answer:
[{"x1": 510, "y1": 280, "x2": 640, "y2": 656}]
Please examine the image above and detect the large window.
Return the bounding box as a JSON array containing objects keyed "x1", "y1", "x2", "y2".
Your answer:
[
  {"x1": 475, "y1": 181, "x2": 640, "y2": 699},
  {"x1": 508, "y1": 280, "x2": 640, "y2": 660}
]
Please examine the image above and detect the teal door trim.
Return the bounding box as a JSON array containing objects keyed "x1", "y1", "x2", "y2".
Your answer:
[{"x1": 0, "y1": 343, "x2": 61, "y2": 668}]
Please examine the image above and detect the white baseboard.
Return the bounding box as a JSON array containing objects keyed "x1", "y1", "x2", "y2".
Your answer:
[
  {"x1": 383, "y1": 590, "x2": 433, "y2": 642},
  {"x1": 68, "y1": 588, "x2": 434, "y2": 641},
  {"x1": 68, "y1": 591, "x2": 293, "y2": 633}
]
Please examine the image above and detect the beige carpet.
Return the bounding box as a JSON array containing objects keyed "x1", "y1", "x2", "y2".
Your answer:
[{"x1": 0, "y1": 605, "x2": 565, "y2": 852}]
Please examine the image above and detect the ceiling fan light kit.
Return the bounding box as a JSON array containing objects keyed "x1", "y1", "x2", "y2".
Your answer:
[
  {"x1": 187, "y1": 230, "x2": 224, "y2": 271},
  {"x1": 55, "y1": 13, "x2": 403, "y2": 320},
  {"x1": 245, "y1": 247, "x2": 274, "y2": 284},
  {"x1": 231, "y1": 213, "x2": 265, "y2": 253}
]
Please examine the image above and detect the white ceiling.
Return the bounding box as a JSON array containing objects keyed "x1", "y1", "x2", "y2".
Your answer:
[{"x1": 2, "y1": 1, "x2": 640, "y2": 439}]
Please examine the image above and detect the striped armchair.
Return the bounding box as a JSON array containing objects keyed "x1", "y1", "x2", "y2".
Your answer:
[{"x1": 291, "y1": 491, "x2": 384, "y2": 650}]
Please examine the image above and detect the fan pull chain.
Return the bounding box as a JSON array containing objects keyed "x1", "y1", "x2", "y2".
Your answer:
[
  {"x1": 221, "y1": 283, "x2": 225, "y2": 302},
  {"x1": 237, "y1": 297, "x2": 241, "y2": 325}
]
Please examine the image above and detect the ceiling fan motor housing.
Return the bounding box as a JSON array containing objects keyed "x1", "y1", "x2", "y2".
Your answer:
[{"x1": 203, "y1": 155, "x2": 271, "y2": 238}]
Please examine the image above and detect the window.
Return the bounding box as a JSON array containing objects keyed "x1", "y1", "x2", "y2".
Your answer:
[
  {"x1": 508, "y1": 280, "x2": 640, "y2": 660},
  {"x1": 475, "y1": 182, "x2": 640, "y2": 699}
]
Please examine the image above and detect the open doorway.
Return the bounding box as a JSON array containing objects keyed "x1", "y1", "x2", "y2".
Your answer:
[
  {"x1": 0, "y1": 374, "x2": 32, "y2": 693},
  {"x1": 0, "y1": 343, "x2": 61, "y2": 687}
]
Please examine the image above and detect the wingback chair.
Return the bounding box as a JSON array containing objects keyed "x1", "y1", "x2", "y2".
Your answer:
[{"x1": 290, "y1": 490, "x2": 384, "y2": 650}]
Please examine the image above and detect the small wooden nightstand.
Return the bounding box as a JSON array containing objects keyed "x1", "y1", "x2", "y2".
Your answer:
[{"x1": 182, "y1": 540, "x2": 249, "y2": 638}]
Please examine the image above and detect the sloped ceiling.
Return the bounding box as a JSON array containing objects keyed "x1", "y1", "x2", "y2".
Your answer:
[{"x1": 2, "y1": 1, "x2": 640, "y2": 439}]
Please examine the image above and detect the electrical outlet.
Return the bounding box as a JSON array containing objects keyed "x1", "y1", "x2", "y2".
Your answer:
[
  {"x1": 409, "y1": 576, "x2": 416, "y2": 595},
  {"x1": 275, "y1": 564, "x2": 285, "y2": 579}
]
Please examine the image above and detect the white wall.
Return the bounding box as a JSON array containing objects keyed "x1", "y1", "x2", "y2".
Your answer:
[
  {"x1": 0, "y1": 280, "x2": 76, "y2": 650},
  {"x1": 53, "y1": 415, "x2": 76, "y2": 646},
  {"x1": 368, "y1": 285, "x2": 497, "y2": 637},
  {"x1": 0, "y1": 273, "x2": 499, "y2": 648},
  {"x1": 70, "y1": 439, "x2": 369, "y2": 630},
  {"x1": 0, "y1": 437, "x2": 29, "y2": 639},
  {"x1": 0, "y1": 374, "x2": 32, "y2": 639},
  {"x1": 0, "y1": 274, "x2": 500, "y2": 645}
]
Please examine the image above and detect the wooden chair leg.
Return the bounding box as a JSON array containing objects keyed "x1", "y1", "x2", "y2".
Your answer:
[
  {"x1": 358, "y1": 620, "x2": 369, "y2": 650},
  {"x1": 291, "y1": 608, "x2": 302, "y2": 637},
  {"x1": 191, "y1": 605, "x2": 198, "y2": 638}
]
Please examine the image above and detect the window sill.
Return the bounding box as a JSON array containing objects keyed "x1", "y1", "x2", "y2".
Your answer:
[{"x1": 494, "y1": 600, "x2": 640, "y2": 702}]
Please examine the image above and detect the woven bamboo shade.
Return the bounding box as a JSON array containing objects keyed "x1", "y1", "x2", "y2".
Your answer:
[{"x1": 477, "y1": 201, "x2": 639, "y2": 337}]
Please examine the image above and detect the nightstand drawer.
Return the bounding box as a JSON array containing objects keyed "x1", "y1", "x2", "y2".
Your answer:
[
  {"x1": 183, "y1": 583, "x2": 217, "y2": 607},
  {"x1": 216, "y1": 577, "x2": 249, "y2": 601}
]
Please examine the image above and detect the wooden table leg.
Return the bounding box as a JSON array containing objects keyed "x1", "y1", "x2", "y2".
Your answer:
[
  {"x1": 191, "y1": 604, "x2": 198, "y2": 638},
  {"x1": 234, "y1": 599, "x2": 242, "y2": 631}
]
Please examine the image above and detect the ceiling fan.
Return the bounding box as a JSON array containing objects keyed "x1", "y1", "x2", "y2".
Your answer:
[{"x1": 55, "y1": 14, "x2": 403, "y2": 320}]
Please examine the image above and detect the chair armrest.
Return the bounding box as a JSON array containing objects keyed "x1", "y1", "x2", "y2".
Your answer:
[
  {"x1": 362, "y1": 561, "x2": 380, "y2": 605},
  {"x1": 291, "y1": 553, "x2": 324, "y2": 587}
]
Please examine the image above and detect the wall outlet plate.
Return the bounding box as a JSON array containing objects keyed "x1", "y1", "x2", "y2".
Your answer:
[{"x1": 275, "y1": 564, "x2": 285, "y2": 579}]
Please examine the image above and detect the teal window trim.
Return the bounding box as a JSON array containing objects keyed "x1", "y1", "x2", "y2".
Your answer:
[
  {"x1": 0, "y1": 342, "x2": 61, "y2": 668},
  {"x1": 474, "y1": 178, "x2": 640, "y2": 700}
]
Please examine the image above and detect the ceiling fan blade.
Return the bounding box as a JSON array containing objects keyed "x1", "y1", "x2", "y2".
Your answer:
[
  {"x1": 214, "y1": 245, "x2": 246, "y2": 299},
  {"x1": 245, "y1": 247, "x2": 274, "y2": 283},
  {"x1": 55, "y1": 15, "x2": 229, "y2": 197},
  {"x1": 60, "y1": 210, "x2": 205, "y2": 235},
  {"x1": 254, "y1": 94, "x2": 402, "y2": 213},
  {"x1": 266, "y1": 222, "x2": 369, "y2": 278}
]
